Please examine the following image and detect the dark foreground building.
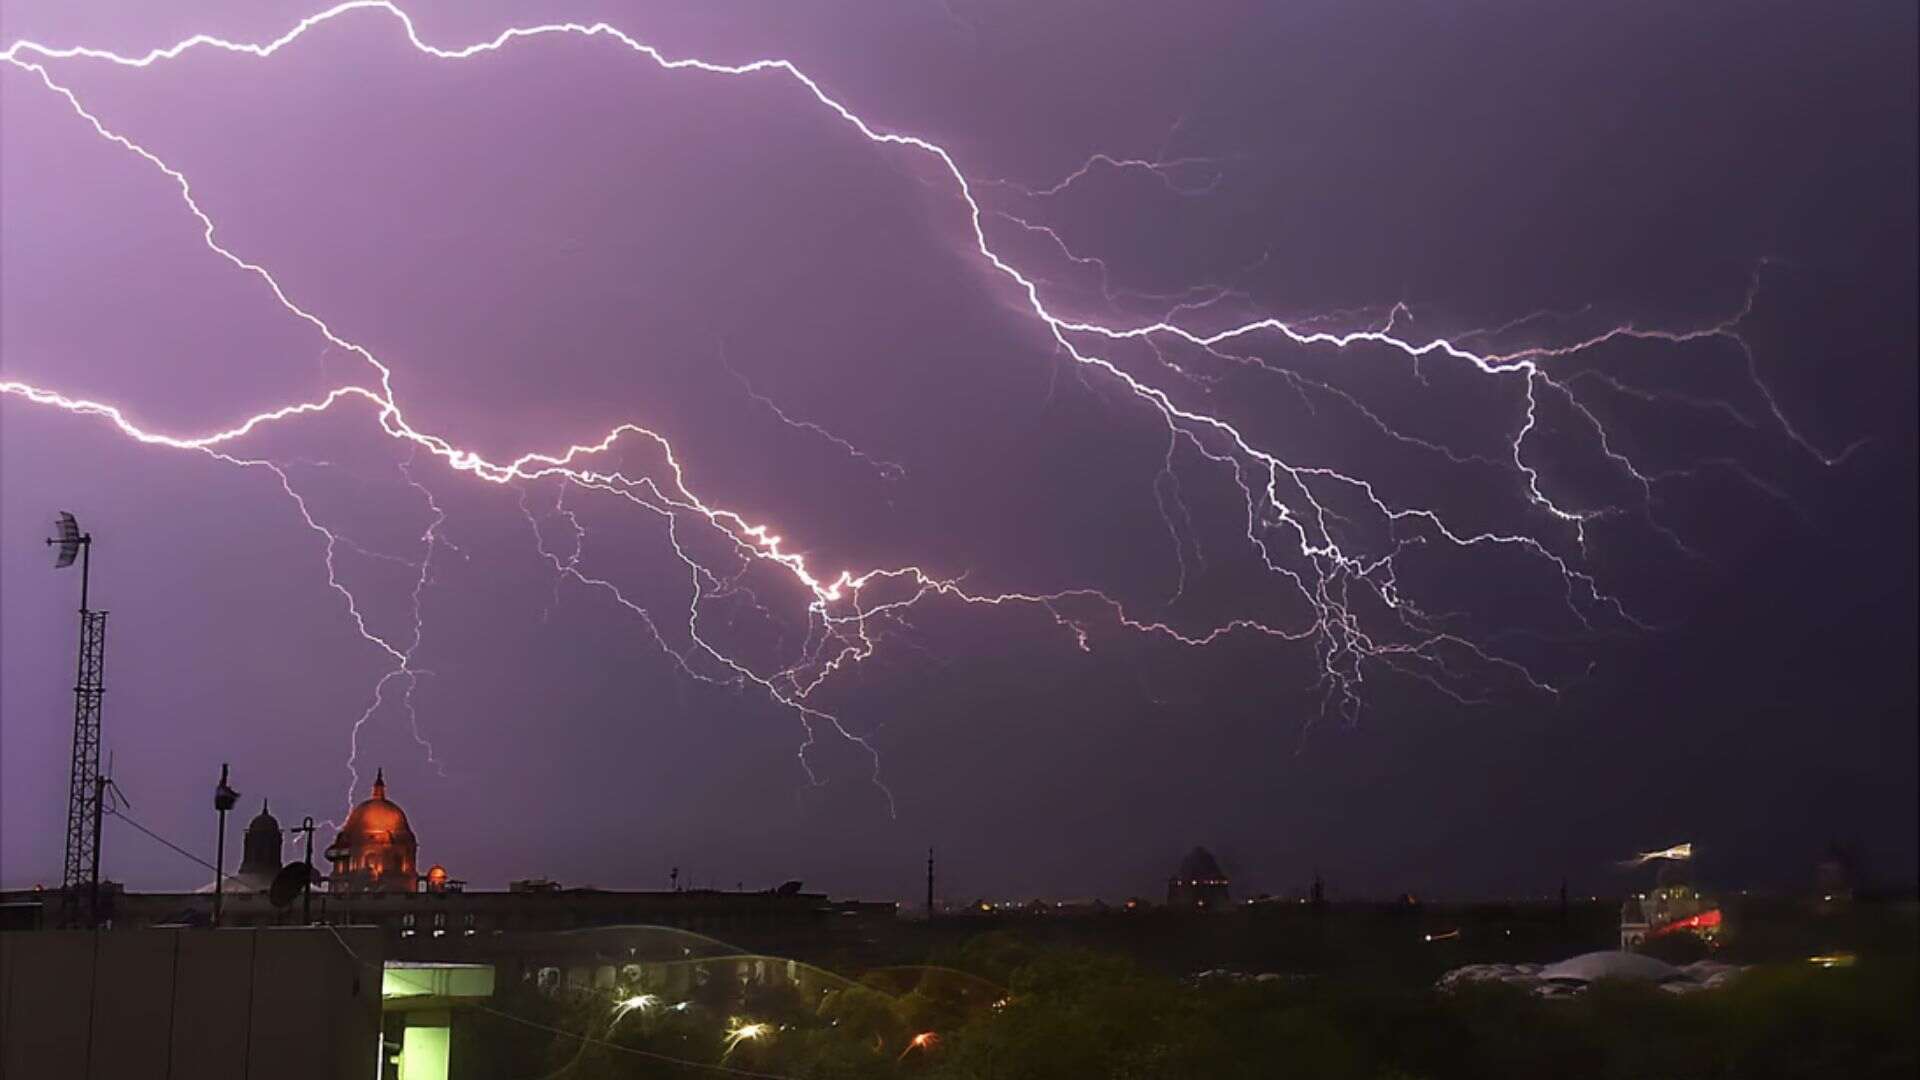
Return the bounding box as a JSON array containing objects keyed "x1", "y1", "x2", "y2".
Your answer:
[{"x1": 1, "y1": 927, "x2": 387, "y2": 1079}]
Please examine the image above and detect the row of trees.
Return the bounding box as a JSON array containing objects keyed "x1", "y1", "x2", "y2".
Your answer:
[{"x1": 457, "y1": 929, "x2": 1916, "y2": 1079}]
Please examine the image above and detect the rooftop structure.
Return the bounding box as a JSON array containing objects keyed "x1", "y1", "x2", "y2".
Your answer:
[
  {"x1": 1167, "y1": 846, "x2": 1231, "y2": 910},
  {"x1": 235, "y1": 801, "x2": 283, "y2": 893},
  {"x1": 324, "y1": 769, "x2": 419, "y2": 895}
]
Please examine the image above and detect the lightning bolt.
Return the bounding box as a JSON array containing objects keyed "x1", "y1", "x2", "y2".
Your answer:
[
  {"x1": 990, "y1": 152, "x2": 1231, "y2": 199},
  {"x1": 1622, "y1": 842, "x2": 1693, "y2": 867},
  {"x1": 0, "y1": 2, "x2": 1850, "y2": 816},
  {"x1": 720, "y1": 343, "x2": 907, "y2": 483}
]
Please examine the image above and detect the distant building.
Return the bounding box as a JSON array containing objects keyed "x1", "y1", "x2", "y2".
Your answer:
[
  {"x1": 235, "y1": 800, "x2": 284, "y2": 893},
  {"x1": 1620, "y1": 861, "x2": 1721, "y2": 949},
  {"x1": 1618, "y1": 897, "x2": 1650, "y2": 948},
  {"x1": 1167, "y1": 846, "x2": 1230, "y2": 909},
  {"x1": 325, "y1": 769, "x2": 420, "y2": 894},
  {"x1": 2, "y1": 769, "x2": 892, "y2": 1080},
  {"x1": 2, "y1": 766, "x2": 893, "y2": 955}
]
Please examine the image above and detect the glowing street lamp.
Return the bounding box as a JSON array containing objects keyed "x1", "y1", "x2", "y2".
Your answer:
[
  {"x1": 722, "y1": 1019, "x2": 771, "y2": 1058},
  {"x1": 898, "y1": 1031, "x2": 940, "y2": 1061},
  {"x1": 610, "y1": 993, "x2": 659, "y2": 1025}
]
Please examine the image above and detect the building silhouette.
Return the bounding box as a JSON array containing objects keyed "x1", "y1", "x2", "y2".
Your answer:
[{"x1": 1166, "y1": 846, "x2": 1230, "y2": 909}]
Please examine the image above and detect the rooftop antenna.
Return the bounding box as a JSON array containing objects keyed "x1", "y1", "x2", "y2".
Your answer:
[
  {"x1": 212, "y1": 764, "x2": 239, "y2": 927},
  {"x1": 289, "y1": 816, "x2": 318, "y2": 925},
  {"x1": 46, "y1": 511, "x2": 108, "y2": 928}
]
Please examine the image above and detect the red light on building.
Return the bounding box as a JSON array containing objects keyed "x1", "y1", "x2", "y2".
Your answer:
[{"x1": 1649, "y1": 908, "x2": 1722, "y2": 938}]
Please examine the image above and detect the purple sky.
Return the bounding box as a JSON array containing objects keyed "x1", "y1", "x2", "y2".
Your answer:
[{"x1": 3, "y1": 1, "x2": 1915, "y2": 904}]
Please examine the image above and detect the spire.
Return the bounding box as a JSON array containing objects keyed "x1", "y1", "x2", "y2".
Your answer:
[
  {"x1": 262, "y1": 798, "x2": 270, "y2": 816},
  {"x1": 372, "y1": 768, "x2": 386, "y2": 799}
]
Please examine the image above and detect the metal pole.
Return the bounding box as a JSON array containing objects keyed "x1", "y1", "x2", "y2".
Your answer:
[
  {"x1": 213, "y1": 808, "x2": 227, "y2": 927},
  {"x1": 300, "y1": 816, "x2": 316, "y2": 925},
  {"x1": 213, "y1": 763, "x2": 238, "y2": 927},
  {"x1": 89, "y1": 773, "x2": 106, "y2": 926}
]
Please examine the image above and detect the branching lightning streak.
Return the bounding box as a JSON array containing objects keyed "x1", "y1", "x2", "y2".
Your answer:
[
  {"x1": 1451, "y1": 303, "x2": 1597, "y2": 346},
  {"x1": 312, "y1": 454, "x2": 456, "y2": 807},
  {"x1": 0, "y1": 2, "x2": 1845, "y2": 809},
  {"x1": 719, "y1": 345, "x2": 906, "y2": 482},
  {"x1": 991, "y1": 209, "x2": 1257, "y2": 327},
  {"x1": 1623, "y1": 842, "x2": 1693, "y2": 867},
  {"x1": 992, "y1": 152, "x2": 1230, "y2": 199},
  {"x1": 393, "y1": 453, "x2": 453, "y2": 776}
]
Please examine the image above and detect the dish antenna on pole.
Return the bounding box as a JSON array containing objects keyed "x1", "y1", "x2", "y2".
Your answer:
[
  {"x1": 45, "y1": 510, "x2": 107, "y2": 927},
  {"x1": 269, "y1": 862, "x2": 314, "y2": 910},
  {"x1": 49, "y1": 511, "x2": 84, "y2": 569}
]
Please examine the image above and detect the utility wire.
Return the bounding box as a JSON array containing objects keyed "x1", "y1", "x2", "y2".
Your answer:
[{"x1": 104, "y1": 805, "x2": 251, "y2": 889}]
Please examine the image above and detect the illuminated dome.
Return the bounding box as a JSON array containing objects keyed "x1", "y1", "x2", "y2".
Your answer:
[{"x1": 324, "y1": 769, "x2": 419, "y2": 894}]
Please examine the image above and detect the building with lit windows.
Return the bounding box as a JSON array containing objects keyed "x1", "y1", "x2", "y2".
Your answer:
[
  {"x1": 1620, "y1": 861, "x2": 1722, "y2": 949},
  {"x1": 1167, "y1": 846, "x2": 1231, "y2": 909}
]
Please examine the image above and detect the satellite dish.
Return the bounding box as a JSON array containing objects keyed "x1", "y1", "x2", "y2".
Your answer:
[
  {"x1": 49, "y1": 511, "x2": 83, "y2": 569},
  {"x1": 269, "y1": 862, "x2": 313, "y2": 908},
  {"x1": 775, "y1": 880, "x2": 803, "y2": 896}
]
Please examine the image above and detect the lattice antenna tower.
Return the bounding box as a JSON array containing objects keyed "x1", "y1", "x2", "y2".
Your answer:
[{"x1": 46, "y1": 511, "x2": 108, "y2": 925}]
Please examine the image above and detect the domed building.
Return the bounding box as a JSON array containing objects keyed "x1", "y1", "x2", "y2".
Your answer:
[
  {"x1": 1620, "y1": 859, "x2": 1722, "y2": 949},
  {"x1": 234, "y1": 800, "x2": 285, "y2": 892},
  {"x1": 325, "y1": 769, "x2": 419, "y2": 894},
  {"x1": 1167, "y1": 846, "x2": 1231, "y2": 909}
]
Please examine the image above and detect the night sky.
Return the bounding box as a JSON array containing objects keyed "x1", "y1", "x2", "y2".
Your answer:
[{"x1": 2, "y1": 1, "x2": 1914, "y2": 906}]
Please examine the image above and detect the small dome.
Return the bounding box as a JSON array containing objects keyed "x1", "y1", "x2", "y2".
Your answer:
[
  {"x1": 237, "y1": 799, "x2": 285, "y2": 888},
  {"x1": 246, "y1": 800, "x2": 280, "y2": 834}
]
